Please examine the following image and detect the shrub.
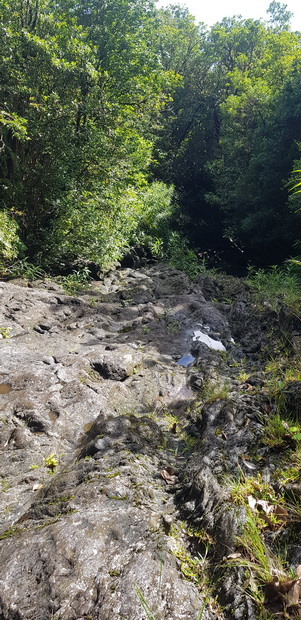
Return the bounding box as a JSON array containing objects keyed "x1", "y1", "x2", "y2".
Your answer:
[{"x1": 0, "y1": 211, "x2": 25, "y2": 264}]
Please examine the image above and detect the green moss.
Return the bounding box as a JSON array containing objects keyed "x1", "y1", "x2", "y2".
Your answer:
[
  {"x1": 0, "y1": 327, "x2": 11, "y2": 339},
  {"x1": 1, "y1": 480, "x2": 11, "y2": 492},
  {"x1": 48, "y1": 495, "x2": 74, "y2": 505},
  {"x1": 105, "y1": 471, "x2": 120, "y2": 479},
  {"x1": 107, "y1": 494, "x2": 128, "y2": 501},
  {"x1": 0, "y1": 525, "x2": 22, "y2": 540},
  {"x1": 171, "y1": 538, "x2": 203, "y2": 585},
  {"x1": 181, "y1": 432, "x2": 198, "y2": 453}
]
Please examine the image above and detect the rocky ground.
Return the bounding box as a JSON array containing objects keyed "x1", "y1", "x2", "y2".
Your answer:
[{"x1": 0, "y1": 264, "x2": 300, "y2": 620}]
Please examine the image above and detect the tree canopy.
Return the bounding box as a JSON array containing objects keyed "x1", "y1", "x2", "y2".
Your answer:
[{"x1": 0, "y1": 0, "x2": 300, "y2": 273}]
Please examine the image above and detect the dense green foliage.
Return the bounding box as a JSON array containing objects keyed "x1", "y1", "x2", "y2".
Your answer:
[
  {"x1": 0, "y1": 0, "x2": 301, "y2": 273},
  {"x1": 154, "y1": 5, "x2": 301, "y2": 266}
]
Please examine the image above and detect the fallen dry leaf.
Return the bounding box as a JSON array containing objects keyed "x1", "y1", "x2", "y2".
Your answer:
[
  {"x1": 265, "y1": 578, "x2": 292, "y2": 603},
  {"x1": 273, "y1": 504, "x2": 289, "y2": 522},
  {"x1": 247, "y1": 495, "x2": 257, "y2": 511},
  {"x1": 165, "y1": 465, "x2": 176, "y2": 475},
  {"x1": 256, "y1": 499, "x2": 273, "y2": 514},
  {"x1": 286, "y1": 579, "x2": 301, "y2": 607},
  {"x1": 247, "y1": 496, "x2": 289, "y2": 530},
  {"x1": 32, "y1": 483, "x2": 43, "y2": 491},
  {"x1": 265, "y1": 579, "x2": 283, "y2": 603},
  {"x1": 160, "y1": 469, "x2": 177, "y2": 485},
  {"x1": 265, "y1": 577, "x2": 301, "y2": 607},
  {"x1": 240, "y1": 458, "x2": 257, "y2": 471},
  {"x1": 225, "y1": 552, "x2": 242, "y2": 560}
]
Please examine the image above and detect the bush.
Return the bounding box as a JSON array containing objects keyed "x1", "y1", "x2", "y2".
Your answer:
[
  {"x1": 246, "y1": 263, "x2": 301, "y2": 310},
  {"x1": 0, "y1": 211, "x2": 25, "y2": 264},
  {"x1": 42, "y1": 181, "x2": 175, "y2": 271}
]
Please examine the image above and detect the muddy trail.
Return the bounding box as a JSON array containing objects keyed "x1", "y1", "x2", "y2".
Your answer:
[{"x1": 0, "y1": 264, "x2": 301, "y2": 620}]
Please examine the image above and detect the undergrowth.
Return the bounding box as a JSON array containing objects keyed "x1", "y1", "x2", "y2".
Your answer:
[
  {"x1": 246, "y1": 264, "x2": 301, "y2": 312},
  {"x1": 56, "y1": 267, "x2": 92, "y2": 294}
]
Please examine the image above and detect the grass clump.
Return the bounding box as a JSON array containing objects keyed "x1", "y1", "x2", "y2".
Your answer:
[
  {"x1": 167, "y1": 232, "x2": 218, "y2": 281},
  {"x1": 202, "y1": 379, "x2": 231, "y2": 403},
  {"x1": 7, "y1": 258, "x2": 46, "y2": 280},
  {"x1": 235, "y1": 511, "x2": 283, "y2": 582},
  {"x1": 262, "y1": 412, "x2": 301, "y2": 449},
  {"x1": 229, "y1": 474, "x2": 279, "y2": 506},
  {"x1": 246, "y1": 264, "x2": 301, "y2": 312},
  {"x1": 275, "y1": 445, "x2": 301, "y2": 487},
  {"x1": 264, "y1": 357, "x2": 301, "y2": 394},
  {"x1": 225, "y1": 511, "x2": 292, "y2": 615},
  {"x1": 56, "y1": 267, "x2": 92, "y2": 295}
]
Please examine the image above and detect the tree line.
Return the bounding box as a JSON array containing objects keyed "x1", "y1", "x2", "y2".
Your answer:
[{"x1": 0, "y1": 0, "x2": 300, "y2": 274}]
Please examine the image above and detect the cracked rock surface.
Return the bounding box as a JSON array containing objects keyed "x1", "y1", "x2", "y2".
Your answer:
[{"x1": 0, "y1": 265, "x2": 300, "y2": 619}]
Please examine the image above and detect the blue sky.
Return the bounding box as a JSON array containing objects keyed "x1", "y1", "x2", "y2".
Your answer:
[{"x1": 156, "y1": 0, "x2": 301, "y2": 30}]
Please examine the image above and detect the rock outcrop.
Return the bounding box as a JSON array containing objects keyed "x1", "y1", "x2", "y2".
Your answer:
[{"x1": 0, "y1": 265, "x2": 300, "y2": 619}]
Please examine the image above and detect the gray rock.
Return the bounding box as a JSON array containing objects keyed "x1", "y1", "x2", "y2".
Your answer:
[{"x1": 0, "y1": 265, "x2": 298, "y2": 620}]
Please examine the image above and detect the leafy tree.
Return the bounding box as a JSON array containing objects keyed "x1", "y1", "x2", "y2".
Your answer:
[
  {"x1": 267, "y1": 1, "x2": 293, "y2": 31},
  {"x1": 0, "y1": 0, "x2": 177, "y2": 270},
  {"x1": 204, "y1": 17, "x2": 301, "y2": 263}
]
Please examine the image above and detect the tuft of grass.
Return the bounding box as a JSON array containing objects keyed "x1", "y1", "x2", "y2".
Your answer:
[
  {"x1": 226, "y1": 511, "x2": 288, "y2": 609},
  {"x1": 202, "y1": 379, "x2": 231, "y2": 403},
  {"x1": 7, "y1": 258, "x2": 46, "y2": 281},
  {"x1": 275, "y1": 444, "x2": 301, "y2": 486},
  {"x1": 135, "y1": 586, "x2": 158, "y2": 620},
  {"x1": 246, "y1": 264, "x2": 301, "y2": 312},
  {"x1": 228, "y1": 473, "x2": 279, "y2": 506},
  {"x1": 264, "y1": 357, "x2": 301, "y2": 394},
  {"x1": 167, "y1": 232, "x2": 217, "y2": 281},
  {"x1": 262, "y1": 412, "x2": 301, "y2": 449},
  {"x1": 56, "y1": 267, "x2": 92, "y2": 295}
]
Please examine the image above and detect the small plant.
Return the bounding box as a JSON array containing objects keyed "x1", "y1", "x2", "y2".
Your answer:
[
  {"x1": 228, "y1": 473, "x2": 280, "y2": 507},
  {"x1": 8, "y1": 258, "x2": 46, "y2": 280},
  {"x1": 202, "y1": 379, "x2": 230, "y2": 403},
  {"x1": 246, "y1": 264, "x2": 301, "y2": 311},
  {"x1": 89, "y1": 297, "x2": 97, "y2": 308},
  {"x1": 238, "y1": 371, "x2": 250, "y2": 383},
  {"x1": 167, "y1": 232, "x2": 207, "y2": 281},
  {"x1": 0, "y1": 326, "x2": 11, "y2": 339},
  {"x1": 264, "y1": 357, "x2": 301, "y2": 395},
  {"x1": 226, "y1": 510, "x2": 301, "y2": 615},
  {"x1": 167, "y1": 318, "x2": 180, "y2": 334},
  {"x1": 58, "y1": 267, "x2": 92, "y2": 295},
  {"x1": 263, "y1": 413, "x2": 301, "y2": 449},
  {"x1": 135, "y1": 586, "x2": 159, "y2": 620},
  {"x1": 275, "y1": 445, "x2": 301, "y2": 486},
  {"x1": 181, "y1": 432, "x2": 198, "y2": 453},
  {"x1": 163, "y1": 412, "x2": 178, "y2": 430},
  {"x1": 45, "y1": 454, "x2": 58, "y2": 474}
]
